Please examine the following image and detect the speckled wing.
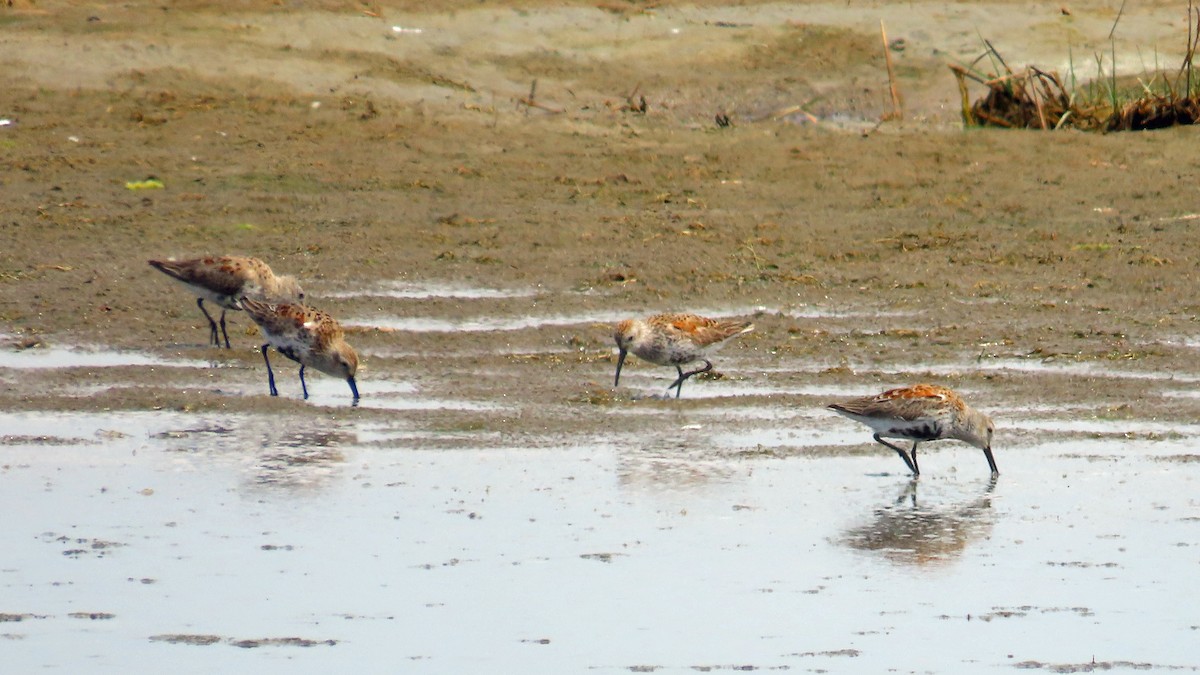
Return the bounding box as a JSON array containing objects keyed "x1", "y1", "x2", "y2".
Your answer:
[
  {"x1": 660, "y1": 313, "x2": 753, "y2": 348},
  {"x1": 149, "y1": 257, "x2": 248, "y2": 298},
  {"x1": 879, "y1": 384, "x2": 955, "y2": 403},
  {"x1": 301, "y1": 308, "x2": 345, "y2": 351},
  {"x1": 240, "y1": 299, "x2": 310, "y2": 344},
  {"x1": 832, "y1": 385, "x2": 954, "y2": 422}
]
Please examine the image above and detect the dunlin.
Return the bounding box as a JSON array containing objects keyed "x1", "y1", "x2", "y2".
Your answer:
[
  {"x1": 148, "y1": 256, "x2": 304, "y2": 348},
  {"x1": 827, "y1": 384, "x2": 997, "y2": 476},
  {"x1": 613, "y1": 313, "x2": 754, "y2": 398},
  {"x1": 239, "y1": 298, "x2": 360, "y2": 402}
]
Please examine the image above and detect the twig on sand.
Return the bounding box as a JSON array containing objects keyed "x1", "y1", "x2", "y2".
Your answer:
[
  {"x1": 624, "y1": 83, "x2": 648, "y2": 113},
  {"x1": 880, "y1": 20, "x2": 903, "y2": 120},
  {"x1": 770, "y1": 104, "x2": 818, "y2": 123},
  {"x1": 516, "y1": 79, "x2": 565, "y2": 114}
]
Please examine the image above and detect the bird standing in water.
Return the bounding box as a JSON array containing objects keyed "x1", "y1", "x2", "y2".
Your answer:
[
  {"x1": 239, "y1": 298, "x2": 360, "y2": 402},
  {"x1": 613, "y1": 313, "x2": 754, "y2": 398},
  {"x1": 148, "y1": 256, "x2": 304, "y2": 348},
  {"x1": 828, "y1": 384, "x2": 997, "y2": 476}
]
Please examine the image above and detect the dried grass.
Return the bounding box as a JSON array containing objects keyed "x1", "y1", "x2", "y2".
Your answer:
[{"x1": 952, "y1": 5, "x2": 1200, "y2": 132}]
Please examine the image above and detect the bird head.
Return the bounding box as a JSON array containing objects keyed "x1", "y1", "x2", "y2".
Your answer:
[
  {"x1": 612, "y1": 319, "x2": 638, "y2": 387},
  {"x1": 957, "y1": 408, "x2": 998, "y2": 476},
  {"x1": 274, "y1": 275, "x2": 305, "y2": 304},
  {"x1": 954, "y1": 408, "x2": 994, "y2": 451}
]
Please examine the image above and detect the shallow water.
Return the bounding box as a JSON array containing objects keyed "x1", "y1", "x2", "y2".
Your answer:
[
  {"x1": 346, "y1": 306, "x2": 771, "y2": 334},
  {"x1": 0, "y1": 345, "x2": 208, "y2": 370},
  {"x1": 321, "y1": 280, "x2": 542, "y2": 300},
  {"x1": 1, "y1": 304, "x2": 1195, "y2": 671},
  {"x1": 347, "y1": 310, "x2": 626, "y2": 333},
  {"x1": 2, "y1": 407, "x2": 1198, "y2": 672}
]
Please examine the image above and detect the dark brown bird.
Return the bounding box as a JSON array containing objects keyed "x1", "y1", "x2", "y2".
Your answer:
[
  {"x1": 613, "y1": 313, "x2": 754, "y2": 398},
  {"x1": 239, "y1": 298, "x2": 359, "y2": 402},
  {"x1": 148, "y1": 256, "x2": 304, "y2": 348},
  {"x1": 828, "y1": 384, "x2": 997, "y2": 476}
]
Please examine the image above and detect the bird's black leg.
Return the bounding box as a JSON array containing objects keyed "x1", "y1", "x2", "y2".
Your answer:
[
  {"x1": 667, "y1": 360, "x2": 713, "y2": 399},
  {"x1": 670, "y1": 365, "x2": 686, "y2": 399},
  {"x1": 873, "y1": 433, "x2": 919, "y2": 476},
  {"x1": 218, "y1": 309, "x2": 230, "y2": 349},
  {"x1": 299, "y1": 365, "x2": 309, "y2": 400},
  {"x1": 910, "y1": 441, "x2": 921, "y2": 476},
  {"x1": 260, "y1": 344, "x2": 278, "y2": 396},
  {"x1": 197, "y1": 298, "x2": 220, "y2": 347}
]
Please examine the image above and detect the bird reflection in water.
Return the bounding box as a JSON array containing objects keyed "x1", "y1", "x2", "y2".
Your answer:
[
  {"x1": 254, "y1": 430, "x2": 352, "y2": 489},
  {"x1": 841, "y1": 478, "x2": 997, "y2": 567},
  {"x1": 615, "y1": 448, "x2": 739, "y2": 491},
  {"x1": 274, "y1": 430, "x2": 352, "y2": 449},
  {"x1": 153, "y1": 423, "x2": 352, "y2": 491}
]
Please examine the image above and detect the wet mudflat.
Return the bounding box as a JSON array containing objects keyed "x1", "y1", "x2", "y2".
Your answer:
[
  {"x1": 4, "y1": 0, "x2": 1200, "y2": 671},
  {"x1": 3, "y1": 313, "x2": 1200, "y2": 672}
]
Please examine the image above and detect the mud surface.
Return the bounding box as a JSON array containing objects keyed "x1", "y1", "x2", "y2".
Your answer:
[{"x1": 2, "y1": 1, "x2": 1200, "y2": 672}]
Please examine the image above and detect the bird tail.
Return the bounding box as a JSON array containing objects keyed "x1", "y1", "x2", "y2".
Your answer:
[
  {"x1": 238, "y1": 296, "x2": 272, "y2": 318},
  {"x1": 147, "y1": 259, "x2": 187, "y2": 282}
]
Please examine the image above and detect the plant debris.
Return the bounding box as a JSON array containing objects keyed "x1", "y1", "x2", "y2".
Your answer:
[{"x1": 952, "y1": 11, "x2": 1200, "y2": 132}]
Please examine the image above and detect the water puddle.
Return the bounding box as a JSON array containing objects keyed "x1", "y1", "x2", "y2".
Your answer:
[
  {"x1": 772, "y1": 357, "x2": 1200, "y2": 384},
  {"x1": 258, "y1": 379, "x2": 506, "y2": 413},
  {"x1": 321, "y1": 280, "x2": 541, "y2": 300},
  {"x1": 4, "y1": 424, "x2": 1198, "y2": 671},
  {"x1": 1005, "y1": 418, "x2": 1200, "y2": 436},
  {"x1": 0, "y1": 411, "x2": 190, "y2": 449},
  {"x1": 1159, "y1": 388, "x2": 1200, "y2": 399},
  {"x1": 781, "y1": 305, "x2": 918, "y2": 319},
  {"x1": 0, "y1": 346, "x2": 208, "y2": 370},
  {"x1": 352, "y1": 394, "x2": 508, "y2": 413},
  {"x1": 611, "y1": 378, "x2": 825, "y2": 401},
  {"x1": 348, "y1": 307, "x2": 771, "y2": 334},
  {"x1": 685, "y1": 405, "x2": 813, "y2": 421},
  {"x1": 709, "y1": 424, "x2": 864, "y2": 450},
  {"x1": 679, "y1": 381, "x2": 867, "y2": 400},
  {"x1": 925, "y1": 358, "x2": 1200, "y2": 382},
  {"x1": 362, "y1": 346, "x2": 580, "y2": 360},
  {"x1": 346, "y1": 310, "x2": 624, "y2": 333}
]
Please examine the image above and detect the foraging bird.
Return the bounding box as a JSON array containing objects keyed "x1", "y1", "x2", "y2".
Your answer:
[
  {"x1": 239, "y1": 298, "x2": 359, "y2": 402},
  {"x1": 148, "y1": 256, "x2": 304, "y2": 348},
  {"x1": 827, "y1": 384, "x2": 997, "y2": 476},
  {"x1": 613, "y1": 313, "x2": 754, "y2": 398}
]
